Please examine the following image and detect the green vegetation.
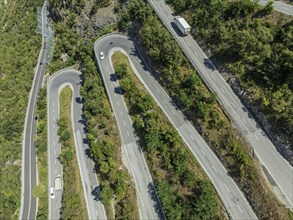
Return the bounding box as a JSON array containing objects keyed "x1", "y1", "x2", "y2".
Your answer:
[
  {"x1": 112, "y1": 52, "x2": 226, "y2": 219},
  {"x1": 0, "y1": 0, "x2": 42, "y2": 219},
  {"x1": 47, "y1": 1, "x2": 138, "y2": 219},
  {"x1": 81, "y1": 52, "x2": 138, "y2": 219},
  {"x1": 167, "y1": 0, "x2": 293, "y2": 150},
  {"x1": 58, "y1": 86, "x2": 88, "y2": 219},
  {"x1": 116, "y1": 0, "x2": 293, "y2": 219},
  {"x1": 35, "y1": 87, "x2": 48, "y2": 219}
]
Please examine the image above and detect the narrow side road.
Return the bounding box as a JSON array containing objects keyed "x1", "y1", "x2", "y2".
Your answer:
[
  {"x1": 47, "y1": 68, "x2": 106, "y2": 220},
  {"x1": 19, "y1": 1, "x2": 48, "y2": 219}
]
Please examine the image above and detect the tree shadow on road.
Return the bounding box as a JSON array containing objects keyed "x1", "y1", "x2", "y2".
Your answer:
[
  {"x1": 148, "y1": 182, "x2": 165, "y2": 220},
  {"x1": 91, "y1": 186, "x2": 102, "y2": 201}
]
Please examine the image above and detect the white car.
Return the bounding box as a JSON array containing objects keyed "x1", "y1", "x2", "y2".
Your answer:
[
  {"x1": 100, "y1": 52, "x2": 104, "y2": 60},
  {"x1": 50, "y1": 187, "x2": 55, "y2": 199}
]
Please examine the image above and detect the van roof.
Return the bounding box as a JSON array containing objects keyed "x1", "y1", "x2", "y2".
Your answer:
[{"x1": 177, "y1": 17, "x2": 190, "y2": 29}]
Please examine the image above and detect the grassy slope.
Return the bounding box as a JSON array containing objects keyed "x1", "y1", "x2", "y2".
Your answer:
[
  {"x1": 58, "y1": 86, "x2": 88, "y2": 219},
  {"x1": 0, "y1": 0, "x2": 42, "y2": 219}
]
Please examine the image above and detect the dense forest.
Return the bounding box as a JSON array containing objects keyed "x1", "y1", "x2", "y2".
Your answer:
[
  {"x1": 166, "y1": 0, "x2": 293, "y2": 153},
  {"x1": 116, "y1": 0, "x2": 293, "y2": 219},
  {"x1": 112, "y1": 52, "x2": 225, "y2": 219},
  {"x1": 0, "y1": 0, "x2": 42, "y2": 219}
]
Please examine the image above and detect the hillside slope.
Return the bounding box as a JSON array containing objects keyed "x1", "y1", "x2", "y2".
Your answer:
[{"x1": 0, "y1": 0, "x2": 42, "y2": 219}]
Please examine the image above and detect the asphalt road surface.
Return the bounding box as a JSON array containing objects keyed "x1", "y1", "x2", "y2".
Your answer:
[
  {"x1": 259, "y1": 0, "x2": 293, "y2": 15},
  {"x1": 94, "y1": 34, "x2": 257, "y2": 220},
  {"x1": 95, "y1": 36, "x2": 165, "y2": 220},
  {"x1": 47, "y1": 68, "x2": 106, "y2": 220},
  {"x1": 19, "y1": 1, "x2": 47, "y2": 219},
  {"x1": 148, "y1": 0, "x2": 293, "y2": 209}
]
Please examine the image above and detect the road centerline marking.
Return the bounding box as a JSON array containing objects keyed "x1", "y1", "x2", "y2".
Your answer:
[
  {"x1": 237, "y1": 205, "x2": 243, "y2": 214},
  {"x1": 212, "y1": 166, "x2": 217, "y2": 173},
  {"x1": 220, "y1": 87, "x2": 225, "y2": 94},
  {"x1": 231, "y1": 101, "x2": 236, "y2": 109},
  {"x1": 224, "y1": 184, "x2": 230, "y2": 192}
]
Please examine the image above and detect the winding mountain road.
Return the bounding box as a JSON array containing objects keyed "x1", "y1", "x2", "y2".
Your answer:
[
  {"x1": 47, "y1": 68, "x2": 106, "y2": 220},
  {"x1": 94, "y1": 33, "x2": 257, "y2": 220},
  {"x1": 95, "y1": 36, "x2": 164, "y2": 220},
  {"x1": 148, "y1": 0, "x2": 293, "y2": 209}
]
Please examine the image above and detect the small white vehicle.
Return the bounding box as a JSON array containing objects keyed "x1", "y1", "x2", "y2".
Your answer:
[
  {"x1": 55, "y1": 175, "x2": 62, "y2": 191},
  {"x1": 50, "y1": 187, "x2": 55, "y2": 199},
  {"x1": 100, "y1": 51, "x2": 104, "y2": 60}
]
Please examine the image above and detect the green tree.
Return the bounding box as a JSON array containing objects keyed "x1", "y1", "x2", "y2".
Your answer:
[
  {"x1": 263, "y1": 0, "x2": 274, "y2": 14},
  {"x1": 195, "y1": 181, "x2": 218, "y2": 219},
  {"x1": 59, "y1": 150, "x2": 73, "y2": 165},
  {"x1": 101, "y1": 184, "x2": 114, "y2": 205},
  {"x1": 115, "y1": 63, "x2": 128, "y2": 79}
]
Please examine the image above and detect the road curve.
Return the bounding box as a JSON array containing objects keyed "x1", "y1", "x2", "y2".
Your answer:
[
  {"x1": 94, "y1": 33, "x2": 257, "y2": 220},
  {"x1": 47, "y1": 68, "x2": 106, "y2": 220},
  {"x1": 94, "y1": 36, "x2": 165, "y2": 220},
  {"x1": 19, "y1": 1, "x2": 48, "y2": 219},
  {"x1": 148, "y1": 0, "x2": 293, "y2": 209}
]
